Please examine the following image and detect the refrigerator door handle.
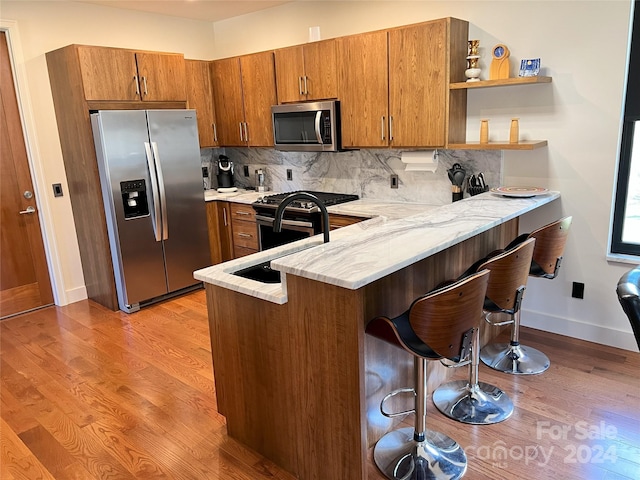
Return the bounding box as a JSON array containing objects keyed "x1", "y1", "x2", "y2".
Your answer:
[
  {"x1": 150, "y1": 141, "x2": 169, "y2": 241},
  {"x1": 144, "y1": 142, "x2": 162, "y2": 242}
]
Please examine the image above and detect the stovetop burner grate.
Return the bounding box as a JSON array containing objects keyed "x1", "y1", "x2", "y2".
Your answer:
[{"x1": 257, "y1": 191, "x2": 359, "y2": 207}]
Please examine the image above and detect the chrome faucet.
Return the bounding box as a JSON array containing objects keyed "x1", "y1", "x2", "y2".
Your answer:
[{"x1": 273, "y1": 192, "x2": 330, "y2": 243}]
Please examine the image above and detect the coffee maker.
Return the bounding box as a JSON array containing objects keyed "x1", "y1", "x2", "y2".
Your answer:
[{"x1": 216, "y1": 155, "x2": 237, "y2": 193}]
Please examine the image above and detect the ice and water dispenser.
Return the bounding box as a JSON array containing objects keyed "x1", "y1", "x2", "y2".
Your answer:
[{"x1": 120, "y1": 179, "x2": 150, "y2": 219}]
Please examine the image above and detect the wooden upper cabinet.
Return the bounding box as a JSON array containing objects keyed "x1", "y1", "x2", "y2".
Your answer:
[
  {"x1": 211, "y1": 57, "x2": 246, "y2": 146},
  {"x1": 185, "y1": 59, "x2": 217, "y2": 147},
  {"x1": 212, "y1": 52, "x2": 277, "y2": 147},
  {"x1": 240, "y1": 51, "x2": 277, "y2": 146},
  {"x1": 275, "y1": 40, "x2": 337, "y2": 103},
  {"x1": 337, "y1": 18, "x2": 467, "y2": 149},
  {"x1": 389, "y1": 21, "x2": 447, "y2": 147},
  {"x1": 135, "y1": 52, "x2": 186, "y2": 101},
  {"x1": 337, "y1": 30, "x2": 389, "y2": 148},
  {"x1": 389, "y1": 18, "x2": 468, "y2": 147},
  {"x1": 76, "y1": 46, "x2": 186, "y2": 102}
]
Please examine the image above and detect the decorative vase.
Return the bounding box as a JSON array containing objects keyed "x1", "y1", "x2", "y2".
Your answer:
[
  {"x1": 509, "y1": 118, "x2": 520, "y2": 143},
  {"x1": 480, "y1": 119, "x2": 489, "y2": 143},
  {"x1": 465, "y1": 40, "x2": 481, "y2": 82}
]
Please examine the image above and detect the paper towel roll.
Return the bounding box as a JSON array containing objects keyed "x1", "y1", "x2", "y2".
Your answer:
[{"x1": 401, "y1": 150, "x2": 438, "y2": 172}]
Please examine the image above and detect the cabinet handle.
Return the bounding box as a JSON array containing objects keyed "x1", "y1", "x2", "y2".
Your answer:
[
  {"x1": 235, "y1": 211, "x2": 251, "y2": 216},
  {"x1": 141, "y1": 76, "x2": 148, "y2": 96},
  {"x1": 133, "y1": 75, "x2": 140, "y2": 96},
  {"x1": 389, "y1": 115, "x2": 394, "y2": 141},
  {"x1": 239, "y1": 122, "x2": 244, "y2": 141},
  {"x1": 238, "y1": 233, "x2": 253, "y2": 238},
  {"x1": 223, "y1": 207, "x2": 228, "y2": 226},
  {"x1": 213, "y1": 123, "x2": 218, "y2": 142},
  {"x1": 381, "y1": 116, "x2": 385, "y2": 141},
  {"x1": 303, "y1": 76, "x2": 308, "y2": 95},
  {"x1": 299, "y1": 76, "x2": 304, "y2": 96},
  {"x1": 243, "y1": 122, "x2": 248, "y2": 143}
]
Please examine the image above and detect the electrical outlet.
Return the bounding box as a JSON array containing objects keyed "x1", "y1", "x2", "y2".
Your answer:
[
  {"x1": 243, "y1": 165, "x2": 250, "y2": 177},
  {"x1": 390, "y1": 174, "x2": 398, "y2": 189},
  {"x1": 572, "y1": 282, "x2": 585, "y2": 299},
  {"x1": 287, "y1": 169, "x2": 293, "y2": 181}
]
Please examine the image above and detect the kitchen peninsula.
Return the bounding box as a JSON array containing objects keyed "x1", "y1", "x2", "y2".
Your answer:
[{"x1": 194, "y1": 191, "x2": 560, "y2": 480}]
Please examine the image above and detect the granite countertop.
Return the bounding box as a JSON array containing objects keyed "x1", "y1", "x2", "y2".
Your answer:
[{"x1": 194, "y1": 191, "x2": 560, "y2": 304}]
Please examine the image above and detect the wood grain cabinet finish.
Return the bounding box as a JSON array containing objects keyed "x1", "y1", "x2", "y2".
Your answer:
[
  {"x1": 211, "y1": 52, "x2": 277, "y2": 147},
  {"x1": 185, "y1": 59, "x2": 218, "y2": 147},
  {"x1": 338, "y1": 18, "x2": 468, "y2": 148},
  {"x1": 77, "y1": 45, "x2": 186, "y2": 102},
  {"x1": 205, "y1": 201, "x2": 233, "y2": 264},
  {"x1": 229, "y1": 203, "x2": 258, "y2": 257},
  {"x1": 328, "y1": 213, "x2": 365, "y2": 230},
  {"x1": 275, "y1": 40, "x2": 338, "y2": 103}
]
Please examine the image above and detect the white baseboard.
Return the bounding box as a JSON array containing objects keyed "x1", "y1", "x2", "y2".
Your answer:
[
  {"x1": 60, "y1": 286, "x2": 88, "y2": 306},
  {"x1": 521, "y1": 309, "x2": 639, "y2": 352}
]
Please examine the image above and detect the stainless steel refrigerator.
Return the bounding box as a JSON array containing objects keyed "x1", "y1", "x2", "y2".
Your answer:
[{"x1": 91, "y1": 110, "x2": 210, "y2": 313}]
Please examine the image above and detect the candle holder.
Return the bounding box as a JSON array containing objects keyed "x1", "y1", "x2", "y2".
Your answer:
[{"x1": 465, "y1": 40, "x2": 481, "y2": 82}]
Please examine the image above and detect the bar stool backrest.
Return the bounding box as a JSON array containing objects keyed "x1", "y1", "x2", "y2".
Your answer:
[
  {"x1": 478, "y1": 238, "x2": 535, "y2": 313},
  {"x1": 528, "y1": 216, "x2": 572, "y2": 278},
  {"x1": 616, "y1": 265, "x2": 640, "y2": 351},
  {"x1": 408, "y1": 270, "x2": 490, "y2": 361}
]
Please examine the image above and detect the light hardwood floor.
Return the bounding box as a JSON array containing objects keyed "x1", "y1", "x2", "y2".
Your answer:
[{"x1": 1, "y1": 289, "x2": 639, "y2": 479}]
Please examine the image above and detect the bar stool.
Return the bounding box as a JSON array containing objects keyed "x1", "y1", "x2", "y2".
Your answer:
[
  {"x1": 616, "y1": 265, "x2": 640, "y2": 351},
  {"x1": 365, "y1": 270, "x2": 490, "y2": 480},
  {"x1": 481, "y1": 217, "x2": 571, "y2": 374},
  {"x1": 432, "y1": 244, "x2": 538, "y2": 425}
]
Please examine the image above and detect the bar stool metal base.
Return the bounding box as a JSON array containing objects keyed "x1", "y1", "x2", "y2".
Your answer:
[
  {"x1": 373, "y1": 427, "x2": 467, "y2": 480},
  {"x1": 432, "y1": 380, "x2": 514, "y2": 425},
  {"x1": 480, "y1": 343, "x2": 550, "y2": 374}
]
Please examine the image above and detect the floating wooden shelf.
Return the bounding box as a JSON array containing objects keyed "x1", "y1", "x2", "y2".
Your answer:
[
  {"x1": 449, "y1": 76, "x2": 552, "y2": 90},
  {"x1": 446, "y1": 140, "x2": 548, "y2": 150}
]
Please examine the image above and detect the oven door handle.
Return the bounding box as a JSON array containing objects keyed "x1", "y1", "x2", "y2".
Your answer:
[{"x1": 255, "y1": 214, "x2": 314, "y2": 229}]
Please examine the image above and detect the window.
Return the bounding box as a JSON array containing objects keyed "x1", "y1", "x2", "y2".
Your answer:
[{"x1": 611, "y1": 1, "x2": 640, "y2": 257}]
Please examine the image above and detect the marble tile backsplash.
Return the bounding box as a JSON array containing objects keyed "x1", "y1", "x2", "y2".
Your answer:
[{"x1": 201, "y1": 147, "x2": 503, "y2": 205}]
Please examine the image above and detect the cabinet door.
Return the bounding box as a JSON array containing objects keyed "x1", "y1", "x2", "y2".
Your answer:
[
  {"x1": 275, "y1": 45, "x2": 305, "y2": 103},
  {"x1": 240, "y1": 52, "x2": 277, "y2": 147},
  {"x1": 337, "y1": 31, "x2": 389, "y2": 148},
  {"x1": 389, "y1": 21, "x2": 447, "y2": 147},
  {"x1": 77, "y1": 46, "x2": 139, "y2": 101},
  {"x1": 185, "y1": 60, "x2": 217, "y2": 147},
  {"x1": 212, "y1": 57, "x2": 246, "y2": 146},
  {"x1": 135, "y1": 52, "x2": 186, "y2": 102},
  {"x1": 206, "y1": 201, "x2": 233, "y2": 264},
  {"x1": 303, "y1": 40, "x2": 338, "y2": 101}
]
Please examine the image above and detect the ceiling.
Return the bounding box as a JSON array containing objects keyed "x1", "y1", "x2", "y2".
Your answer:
[{"x1": 74, "y1": 0, "x2": 295, "y2": 22}]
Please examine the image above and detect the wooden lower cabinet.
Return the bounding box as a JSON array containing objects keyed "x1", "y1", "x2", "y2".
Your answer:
[
  {"x1": 230, "y1": 203, "x2": 259, "y2": 258},
  {"x1": 206, "y1": 201, "x2": 233, "y2": 264},
  {"x1": 328, "y1": 213, "x2": 366, "y2": 230}
]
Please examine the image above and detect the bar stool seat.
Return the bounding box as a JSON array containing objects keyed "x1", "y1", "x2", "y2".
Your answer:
[
  {"x1": 480, "y1": 217, "x2": 572, "y2": 374},
  {"x1": 366, "y1": 270, "x2": 490, "y2": 480},
  {"x1": 616, "y1": 265, "x2": 640, "y2": 351},
  {"x1": 432, "y1": 241, "x2": 535, "y2": 424}
]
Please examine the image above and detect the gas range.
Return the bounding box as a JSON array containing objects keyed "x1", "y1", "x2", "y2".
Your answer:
[{"x1": 253, "y1": 191, "x2": 359, "y2": 214}]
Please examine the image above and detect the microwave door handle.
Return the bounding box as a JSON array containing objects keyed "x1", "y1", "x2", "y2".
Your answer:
[
  {"x1": 314, "y1": 111, "x2": 322, "y2": 143},
  {"x1": 144, "y1": 142, "x2": 162, "y2": 242}
]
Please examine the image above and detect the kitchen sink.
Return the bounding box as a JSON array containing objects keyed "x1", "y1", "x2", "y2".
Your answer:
[{"x1": 233, "y1": 261, "x2": 281, "y2": 283}]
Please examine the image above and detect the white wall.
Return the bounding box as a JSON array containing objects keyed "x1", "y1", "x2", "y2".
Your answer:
[
  {"x1": 2, "y1": 0, "x2": 637, "y2": 350},
  {"x1": 211, "y1": 0, "x2": 638, "y2": 350},
  {"x1": 1, "y1": 1, "x2": 215, "y2": 305}
]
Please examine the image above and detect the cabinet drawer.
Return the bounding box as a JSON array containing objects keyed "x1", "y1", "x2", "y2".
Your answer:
[
  {"x1": 232, "y1": 220, "x2": 259, "y2": 249},
  {"x1": 230, "y1": 203, "x2": 256, "y2": 221},
  {"x1": 328, "y1": 214, "x2": 365, "y2": 230},
  {"x1": 234, "y1": 245, "x2": 258, "y2": 258}
]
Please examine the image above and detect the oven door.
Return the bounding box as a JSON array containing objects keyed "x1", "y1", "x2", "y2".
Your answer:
[{"x1": 255, "y1": 214, "x2": 315, "y2": 250}]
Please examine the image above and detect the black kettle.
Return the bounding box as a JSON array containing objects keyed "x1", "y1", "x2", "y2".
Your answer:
[{"x1": 216, "y1": 155, "x2": 235, "y2": 191}]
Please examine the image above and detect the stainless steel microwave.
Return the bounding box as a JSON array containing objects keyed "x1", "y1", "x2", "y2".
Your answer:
[{"x1": 272, "y1": 100, "x2": 341, "y2": 152}]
